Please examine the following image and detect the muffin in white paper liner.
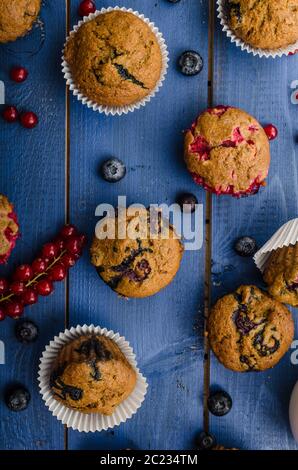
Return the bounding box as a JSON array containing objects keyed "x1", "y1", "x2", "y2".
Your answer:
[
  {"x1": 38, "y1": 324, "x2": 148, "y2": 432},
  {"x1": 254, "y1": 218, "x2": 298, "y2": 273},
  {"x1": 217, "y1": 0, "x2": 298, "y2": 59},
  {"x1": 62, "y1": 6, "x2": 169, "y2": 116}
]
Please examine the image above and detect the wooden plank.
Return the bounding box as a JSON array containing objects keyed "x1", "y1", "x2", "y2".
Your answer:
[
  {"x1": 0, "y1": 1, "x2": 66, "y2": 450},
  {"x1": 67, "y1": 0, "x2": 209, "y2": 450},
  {"x1": 210, "y1": 13, "x2": 298, "y2": 450}
]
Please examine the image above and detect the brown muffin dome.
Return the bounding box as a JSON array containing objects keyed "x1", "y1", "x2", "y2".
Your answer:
[
  {"x1": 208, "y1": 285, "x2": 294, "y2": 372},
  {"x1": 90, "y1": 209, "x2": 184, "y2": 298},
  {"x1": 50, "y1": 334, "x2": 137, "y2": 415},
  {"x1": 184, "y1": 106, "x2": 270, "y2": 197},
  {"x1": 64, "y1": 11, "x2": 163, "y2": 107},
  {"x1": 0, "y1": 0, "x2": 41, "y2": 43},
  {"x1": 228, "y1": 0, "x2": 298, "y2": 50}
]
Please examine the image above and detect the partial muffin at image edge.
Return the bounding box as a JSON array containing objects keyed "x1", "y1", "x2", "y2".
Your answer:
[
  {"x1": 184, "y1": 105, "x2": 270, "y2": 197},
  {"x1": 0, "y1": 194, "x2": 20, "y2": 264},
  {"x1": 0, "y1": 0, "x2": 41, "y2": 43},
  {"x1": 208, "y1": 285, "x2": 294, "y2": 372},
  {"x1": 64, "y1": 10, "x2": 163, "y2": 108},
  {"x1": 50, "y1": 334, "x2": 137, "y2": 415},
  {"x1": 227, "y1": 0, "x2": 298, "y2": 51},
  {"x1": 90, "y1": 209, "x2": 184, "y2": 298}
]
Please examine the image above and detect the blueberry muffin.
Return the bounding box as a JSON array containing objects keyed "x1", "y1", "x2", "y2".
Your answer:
[
  {"x1": 0, "y1": 194, "x2": 20, "y2": 264},
  {"x1": 50, "y1": 334, "x2": 137, "y2": 415},
  {"x1": 0, "y1": 0, "x2": 41, "y2": 43},
  {"x1": 64, "y1": 11, "x2": 163, "y2": 107},
  {"x1": 184, "y1": 106, "x2": 270, "y2": 197},
  {"x1": 263, "y1": 243, "x2": 298, "y2": 307},
  {"x1": 90, "y1": 209, "x2": 184, "y2": 298},
  {"x1": 228, "y1": 0, "x2": 298, "y2": 50},
  {"x1": 208, "y1": 285, "x2": 294, "y2": 372}
]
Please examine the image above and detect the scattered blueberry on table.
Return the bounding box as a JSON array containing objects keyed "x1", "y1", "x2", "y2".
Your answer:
[
  {"x1": 101, "y1": 158, "x2": 126, "y2": 183},
  {"x1": 207, "y1": 390, "x2": 232, "y2": 417},
  {"x1": 15, "y1": 319, "x2": 39, "y2": 344},
  {"x1": 177, "y1": 193, "x2": 198, "y2": 213},
  {"x1": 167, "y1": 0, "x2": 181, "y2": 3},
  {"x1": 178, "y1": 51, "x2": 203, "y2": 76},
  {"x1": 5, "y1": 386, "x2": 31, "y2": 412},
  {"x1": 234, "y1": 236, "x2": 258, "y2": 257},
  {"x1": 196, "y1": 431, "x2": 216, "y2": 450}
]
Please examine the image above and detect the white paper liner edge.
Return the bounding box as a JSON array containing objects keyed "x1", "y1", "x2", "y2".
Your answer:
[
  {"x1": 62, "y1": 6, "x2": 169, "y2": 116},
  {"x1": 254, "y1": 218, "x2": 298, "y2": 272},
  {"x1": 38, "y1": 324, "x2": 148, "y2": 432},
  {"x1": 217, "y1": 0, "x2": 298, "y2": 59}
]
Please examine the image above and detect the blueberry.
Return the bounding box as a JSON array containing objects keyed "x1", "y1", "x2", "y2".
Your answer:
[
  {"x1": 15, "y1": 319, "x2": 39, "y2": 343},
  {"x1": 101, "y1": 158, "x2": 126, "y2": 183},
  {"x1": 5, "y1": 386, "x2": 31, "y2": 412},
  {"x1": 207, "y1": 390, "x2": 232, "y2": 417},
  {"x1": 178, "y1": 51, "x2": 203, "y2": 76},
  {"x1": 168, "y1": 0, "x2": 181, "y2": 3},
  {"x1": 234, "y1": 236, "x2": 258, "y2": 257},
  {"x1": 196, "y1": 431, "x2": 216, "y2": 450},
  {"x1": 177, "y1": 193, "x2": 198, "y2": 213}
]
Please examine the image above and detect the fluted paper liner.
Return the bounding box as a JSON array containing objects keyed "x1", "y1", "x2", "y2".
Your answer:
[
  {"x1": 38, "y1": 324, "x2": 148, "y2": 432},
  {"x1": 62, "y1": 6, "x2": 169, "y2": 116},
  {"x1": 217, "y1": 0, "x2": 298, "y2": 58},
  {"x1": 254, "y1": 218, "x2": 298, "y2": 273}
]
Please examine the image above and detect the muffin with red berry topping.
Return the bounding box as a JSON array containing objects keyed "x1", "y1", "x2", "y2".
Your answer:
[
  {"x1": 263, "y1": 243, "x2": 298, "y2": 307},
  {"x1": 0, "y1": 194, "x2": 20, "y2": 264},
  {"x1": 90, "y1": 208, "x2": 184, "y2": 298},
  {"x1": 184, "y1": 106, "x2": 270, "y2": 197},
  {"x1": 0, "y1": 0, "x2": 41, "y2": 43}
]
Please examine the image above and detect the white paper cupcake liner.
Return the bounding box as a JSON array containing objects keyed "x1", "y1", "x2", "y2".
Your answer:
[
  {"x1": 254, "y1": 218, "x2": 298, "y2": 273},
  {"x1": 62, "y1": 6, "x2": 169, "y2": 116},
  {"x1": 38, "y1": 324, "x2": 148, "y2": 432},
  {"x1": 217, "y1": 0, "x2": 298, "y2": 58}
]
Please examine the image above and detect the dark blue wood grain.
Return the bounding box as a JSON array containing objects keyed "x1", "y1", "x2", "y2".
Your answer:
[
  {"x1": 210, "y1": 14, "x2": 298, "y2": 450},
  {"x1": 67, "y1": 0, "x2": 208, "y2": 451},
  {"x1": 0, "y1": 1, "x2": 66, "y2": 450}
]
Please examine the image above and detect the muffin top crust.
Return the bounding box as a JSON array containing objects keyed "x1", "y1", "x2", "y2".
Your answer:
[
  {"x1": 64, "y1": 11, "x2": 163, "y2": 107},
  {"x1": 0, "y1": 0, "x2": 41, "y2": 43},
  {"x1": 228, "y1": 0, "x2": 298, "y2": 50}
]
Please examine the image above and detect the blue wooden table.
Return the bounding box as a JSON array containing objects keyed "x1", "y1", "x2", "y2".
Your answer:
[{"x1": 0, "y1": 0, "x2": 297, "y2": 450}]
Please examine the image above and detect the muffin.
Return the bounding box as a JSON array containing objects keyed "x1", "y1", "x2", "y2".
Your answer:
[
  {"x1": 0, "y1": 194, "x2": 20, "y2": 264},
  {"x1": 0, "y1": 0, "x2": 41, "y2": 43},
  {"x1": 228, "y1": 0, "x2": 298, "y2": 50},
  {"x1": 208, "y1": 285, "x2": 294, "y2": 372},
  {"x1": 90, "y1": 209, "x2": 184, "y2": 298},
  {"x1": 184, "y1": 106, "x2": 270, "y2": 197},
  {"x1": 64, "y1": 10, "x2": 163, "y2": 107},
  {"x1": 50, "y1": 334, "x2": 137, "y2": 415},
  {"x1": 263, "y1": 243, "x2": 298, "y2": 307}
]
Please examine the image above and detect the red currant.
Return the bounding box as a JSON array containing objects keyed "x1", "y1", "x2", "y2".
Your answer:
[
  {"x1": 77, "y1": 233, "x2": 87, "y2": 247},
  {"x1": 20, "y1": 111, "x2": 38, "y2": 129},
  {"x1": 53, "y1": 237, "x2": 65, "y2": 251},
  {"x1": 22, "y1": 289, "x2": 38, "y2": 305},
  {"x1": 49, "y1": 264, "x2": 67, "y2": 282},
  {"x1": 13, "y1": 264, "x2": 33, "y2": 282},
  {"x1": 42, "y1": 243, "x2": 58, "y2": 259},
  {"x1": 10, "y1": 66, "x2": 28, "y2": 83},
  {"x1": 60, "y1": 224, "x2": 77, "y2": 239},
  {"x1": 10, "y1": 281, "x2": 26, "y2": 296},
  {"x1": 2, "y1": 105, "x2": 19, "y2": 123},
  {"x1": 78, "y1": 0, "x2": 96, "y2": 17},
  {"x1": 60, "y1": 253, "x2": 77, "y2": 268},
  {"x1": 0, "y1": 277, "x2": 9, "y2": 294},
  {"x1": 6, "y1": 301, "x2": 24, "y2": 319},
  {"x1": 32, "y1": 257, "x2": 48, "y2": 274},
  {"x1": 264, "y1": 124, "x2": 278, "y2": 141},
  {"x1": 0, "y1": 307, "x2": 6, "y2": 321},
  {"x1": 36, "y1": 279, "x2": 54, "y2": 296},
  {"x1": 65, "y1": 237, "x2": 82, "y2": 255}
]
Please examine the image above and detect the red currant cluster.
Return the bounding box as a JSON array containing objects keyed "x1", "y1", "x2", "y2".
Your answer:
[
  {"x1": 2, "y1": 67, "x2": 38, "y2": 129},
  {"x1": 0, "y1": 225, "x2": 86, "y2": 321}
]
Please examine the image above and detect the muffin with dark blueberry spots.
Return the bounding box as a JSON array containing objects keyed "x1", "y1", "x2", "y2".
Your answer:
[
  {"x1": 208, "y1": 285, "x2": 294, "y2": 372},
  {"x1": 64, "y1": 10, "x2": 163, "y2": 107},
  {"x1": 0, "y1": 0, "x2": 41, "y2": 43},
  {"x1": 90, "y1": 209, "x2": 184, "y2": 298},
  {"x1": 263, "y1": 243, "x2": 298, "y2": 307},
  {"x1": 50, "y1": 334, "x2": 136, "y2": 415}
]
